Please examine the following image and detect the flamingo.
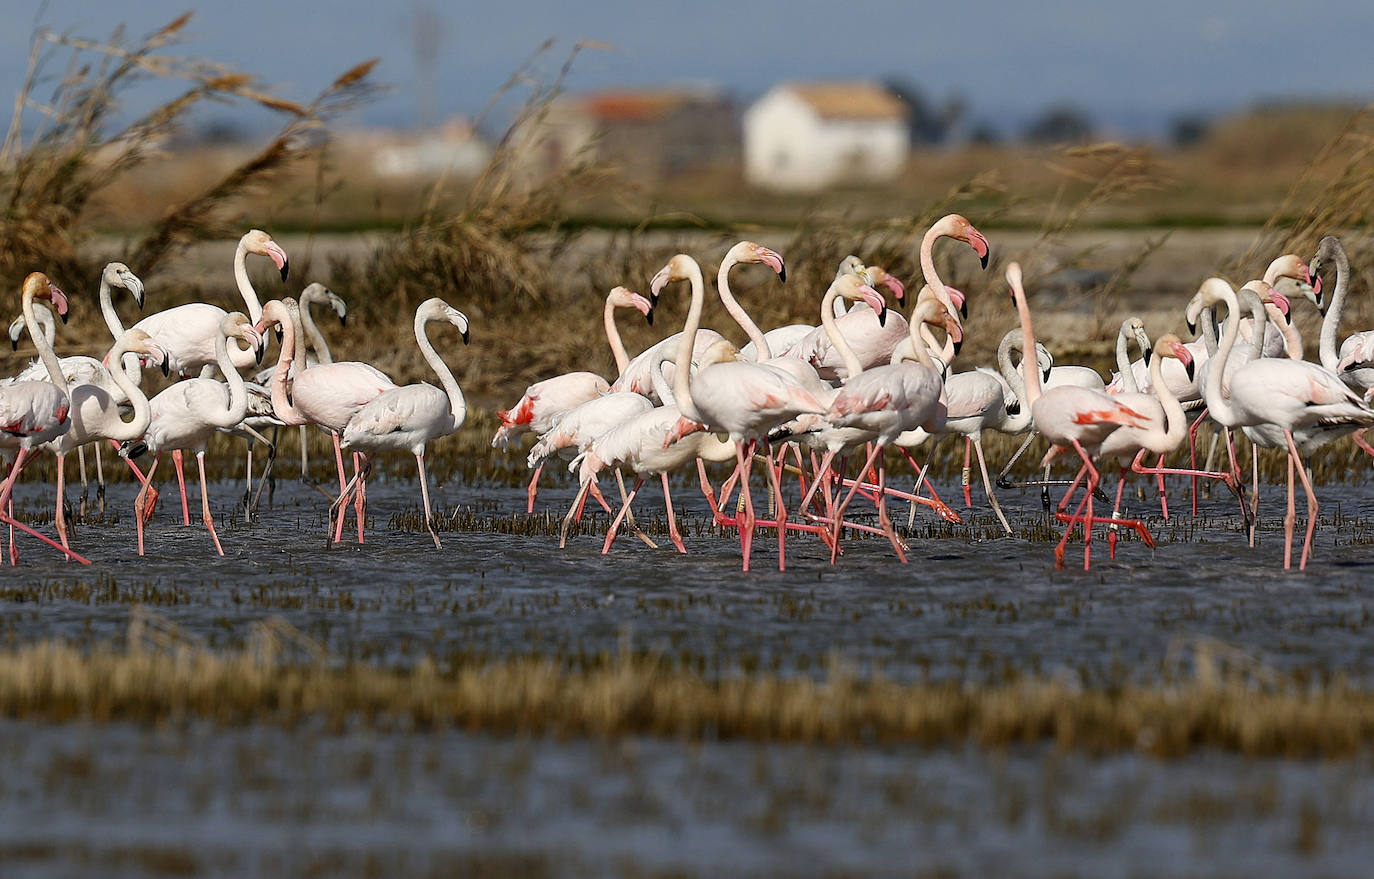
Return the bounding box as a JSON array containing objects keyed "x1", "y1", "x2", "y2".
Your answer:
[
  {"x1": 572, "y1": 339, "x2": 745, "y2": 554},
  {"x1": 45, "y1": 329, "x2": 171, "y2": 552},
  {"x1": 329, "y1": 299, "x2": 470, "y2": 548},
  {"x1": 1310, "y1": 236, "x2": 1374, "y2": 456},
  {"x1": 494, "y1": 286, "x2": 652, "y2": 511},
  {"x1": 1186, "y1": 278, "x2": 1374, "y2": 569},
  {"x1": 9, "y1": 262, "x2": 146, "y2": 513},
  {"x1": 824, "y1": 294, "x2": 960, "y2": 562},
  {"x1": 1005, "y1": 262, "x2": 1153, "y2": 570},
  {"x1": 253, "y1": 298, "x2": 398, "y2": 524},
  {"x1": 251, "y1": 282, "x2": 349, "y2": 480},
  {"x1": 0, "y1": 273, "x2": 91, "y2": 565},
  {"x1": 655, "y1": 253, "x2": 829, "y2": 572},
  {"x1": 132, "y1": 313, "x2": 264, "y2": 556},
  {"x1": 131, "y1": 230, "x2": 287, "y2": 377}
]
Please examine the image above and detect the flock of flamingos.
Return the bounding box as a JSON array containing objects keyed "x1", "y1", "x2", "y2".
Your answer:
[{"x1": 2, "y1": 218, "x2": 1372, "y2": 572}]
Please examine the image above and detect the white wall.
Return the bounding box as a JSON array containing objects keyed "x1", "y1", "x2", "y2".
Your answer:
[{"x1": 744, "y1": 88, "x2": 908, "y2": 192}]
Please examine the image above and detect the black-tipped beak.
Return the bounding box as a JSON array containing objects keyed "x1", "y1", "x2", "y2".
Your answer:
[
  {"x1": 649, "y1": 292, "x2": 660, "y2": 309},
  {"x1": 59, "y1": 311, "x2": 68, "y2": 325},
  {"x1": 980, "y1": 251, "x2": 989, "y2": 270},
  {"x1": 461, "y1": 328, "x2": 470, "y2": 345},
  {"x1": 1006, "y1": 400, "x2": 1020, "y2": 416},
  {"x1": 279, "y1": 260, "x2": 290, "y2": 283},
  {"x1": 1185, "y1": 359, "x2": 1195, "y2": 381},
  {"x1": 119, "y1": 439, "x2": 147, "y2": 460},
  {"x1": 953, "y1": 338, "x2": 963, "y2": 357},
  {"x1": 778, "y1": 266, "x2": 787, "y2": 283},
  {"x1": 1186, "y1": 317, "x2": 1197, "y2": 335},
  {"x1": 876, "y1": 306, "x2": 887, "y2": 327},
  {"x1": 255, "y1": 343, "x2": 265, "y2": 365},
  {"x1": 960, "y1": 299, "x2": 969, "y2": 319},
  {"x1": 339, "y1": 314, "x2": 347, "y2": 327},
  {"x1": 160, "y1": 357, "x2": 170, "y2": 378},
  {"x1": 1143, "y1": 348, "x2": 1152, "y2": 366},
  {"x1": 645, "y1": 308, "x2": 654, "y2": 327},
  {"x1": 9, "y1": 336, "x2": 17, "y2": 352},
  {"x1": 274, "y1": 327, "x2": 283, "y2": 344}
]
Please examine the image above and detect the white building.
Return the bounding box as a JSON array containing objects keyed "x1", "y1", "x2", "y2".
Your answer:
[{"x1": 743, "y1": 82, "x2": 909, "y2": 192}]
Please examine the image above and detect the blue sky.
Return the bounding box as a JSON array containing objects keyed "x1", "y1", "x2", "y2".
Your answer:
[{"x1": 2, "y1": 1, "x2": 1371, "y2": 137}]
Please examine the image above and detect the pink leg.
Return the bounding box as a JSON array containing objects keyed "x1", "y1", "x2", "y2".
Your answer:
[
  {"x1": 601, "y1": 476, "x2": 644, "y2": 554},
  {"x1": 354, "y1": 453, "x2": 367, "y2": 544},
  {"x1": 874, "y1": 454, "x2": 907, "y2": 563},
  {"x1": 332, "y1": 432, "x2": 348, "y2": 496},
  {"x1": 763, "y1": 442, "x2": 788, "y2": 571},
  {"x1": 417, "y1": 452, "x2": 440, "y2": 549},
  {"x1": 1286, "y1": 429, "x2": 1318, "y2": 570},
  {"x1": 1283, "y1": 447, "x2": 1296, "y2": 570},
  {"x1": 830, "y1": 443, "x2": 883, "y2": 564},
  {"x1": 737, "y1": 441, "x2": 757, "y2": 572},
  {"x1": 136, "y1": 455, "x2": 161, "y2": 556},
  {"x1": 586, "y1": 480, "x2": 612, "y2": 516},
  {"x1": 54, "y1": 453, "x2": 70, "y2": 553},
  {"x1": 662, "y1": 472, "x2": 686, "y2": 554},
  {"x1": 1155, "y1": 454, "x2": 1169, "y2": 519},
  {"x1": 172, "y1": 450, "x2": 190, "y2": 525},
  {"x1": 1108, "y1": 466, "x2": 1128, "y2": 559},
  {"x1": 1353, "y1": 429, "x2": 1374, "y2": 459},
  {"x1": 196, "y1": 450, "x2": 223, "y2": 556},
  {"x1": 525, "y1": 462, "x2": 544, "y2": 514},
  {"x1": 0, "y1": 507, "x2": 91, "y2": 565},
  {"x1": 1187, "y1": 408, "x2": 1208, "y2": 516}
]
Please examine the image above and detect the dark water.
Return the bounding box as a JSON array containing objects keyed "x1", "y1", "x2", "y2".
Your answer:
[
  {"x1": 5, "y1": 474, "x2": 1374, "y2": 685},
  {"x1": 5, "y1": 471, "x2": 1374, "y2": 877}
]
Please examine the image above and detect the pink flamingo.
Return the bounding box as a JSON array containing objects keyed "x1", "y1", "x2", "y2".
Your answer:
[
  {"x1": 655, "y1": 253, "x2": 829, "y2": 572},
  {"x1": 1190, "y1": 278, "x2": 1374, "y2": 569},
  {"x1": 1005, "y1": 262, "x2": 1154, "y2": 570},
  {"x1": 132, "y1": 230, "x2": 286, "y2": 376},
  {"x1": 0, "y1": 274, "x2": 92, "y2": 565},
  {"x1": 327, "y1": 299, "x2": 470, "y2": 548},
  {"x1": 494, "y1": 286, "x2": 652, "y2": 511},
  {"x1": 133, "y1": 313, "x2": 264, "y2": 556}
]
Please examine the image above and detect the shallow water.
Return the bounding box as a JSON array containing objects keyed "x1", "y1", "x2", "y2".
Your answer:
[
  {"x1": 5, "y1": 473, "x2": 1374, "y2": 685},
  {"x1": 2, "y1": 720, "x2": 1372, "y2": 878},
  {"x1": 6, "y1": 470, "x2": 1374, "y2": 877}
]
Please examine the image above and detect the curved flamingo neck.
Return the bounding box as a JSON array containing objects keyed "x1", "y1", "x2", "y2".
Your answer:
[
  {"x1": 300, "y1": 290, "x2": 334, "y2": 365},
  {"x1": 1148, "y1": 351, "x2": 1187, "y2": 450},
  {"x1": 671, "y1": 260, "x2": 708, "y2": 424},
  {"x1": 718, "y1": 254, "x2": 771, "y2": 361},
  {"x1": 1203, "y1": 287, "x2": 1243, "y2": 427},
  {"x1": 416, "y1": 310, "x2": 467, "y2": 428},
  {"x1": 98, "y1": 338, "x2": 153, "y2": 442},
  {"x1": 819, "y1": 284, "x2": 865, "y2": 379},
  {"x1": 894, "y1": 301, "x2": 941, "y2": 369},
  {"x1": 207, "y1": 330, "x2": 249, "y2": 430},
  {"x1": 269, "y1": 313, "x2": 308, "y2": 427},
  {"x1": 22, "y1": 290, "x2": 68, "y2": 394},
  {"x1": 918, "y1": 222, "x2": 957, "y2": 318},
  {"x1": 1319, "y1": 241, "x2": 1350, "y2": 371},
  {"x1": 603, "y1": 296, "x2": 632, "y2": 376},
  {"x1": 1115, "y1": 322, "x2": 1141, "y2": 395},
  {"x1": 98, "y1": 276, "x2": 124, "y2": 341},
  {"x1": 233, "y1": 240, "x2": 266, "y2": 324}
]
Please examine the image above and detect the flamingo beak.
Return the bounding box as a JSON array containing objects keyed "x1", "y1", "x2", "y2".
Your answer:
[
  {"x1": 48, "y1": 283, "x2": 70, "y2": 323},
  {"x1": 968, "y1": 228, "x2": 990, "y2": 269},
  {"x1": 265, "y1": 241, "x2": 290, "y2": 282},
  {"x1": 649, "y1": 264, "x2": 678, "y2": 307},
  {"x1": 858, "y1": 284, "x2": 886, "y2": 326},
  {"x1": 758, "y1": 248, "x2": 786, "y2": 282},
  {"x1": 945, "y1": 315, "x2": 964, "y2": 356},
  {"x1": 125, "y1": 274, "x2": 146, "y2": 309},
  {"x1": 1173, "y1": 343, "x2": 1194, "y2": 381},
  {"x1": 882, "y1": 274, "x2": 905, "y2": 304},
  {"x1": 947, "y1": 287, "x2": 968, "y2": 319}
]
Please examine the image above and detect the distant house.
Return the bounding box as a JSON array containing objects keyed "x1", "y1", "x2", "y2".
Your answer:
[
  {"x1": 743, "y1": 82, "x2": 910, "y2": 191},
  {"x1": 340, "y1": 118, "x2": 492, "y2": 181},
  {"x1": 516, "y1": 87, "x2": 737, "y2": 181}
]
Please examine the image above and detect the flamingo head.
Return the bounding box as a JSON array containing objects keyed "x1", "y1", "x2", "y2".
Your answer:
[
  {"x1": 608, "y1": 285, "x2": 653, "y2": 326},
  {"x1": 1310, "y1": 236, "x2": 1343, "y2": 313},
  {"x1": 938, "y1": 214, "x2": 990, "y2": 268},
  {"x1": 940, "y1": 310, "x2": 965, "y2": 357},
  {"x1": 834, "y1": 274, "x2": 888, "y2": 325},
  {"x1": 326, "y1": 289, "x2": 348, "y2": 326},
  {"x1": 1124, "y1": 317, "x2": 1151, "y2": 365},
  {"x1": 223, "y1": 311, "x2": 265, "y2": 363},
  {"x1": 1263, "y1": 289, "x2": 1292, "y2": 324},
  {"x1": 1155, "y1": 333, "x2": 1194, "y2": 381},
  {"x1": 700, "y1": 339, "x2": 744, "y2": 368},
  {"x1": 861, "y1": 265, "x2": 906, "y2": 305},
  {"x1": 835, "y1": 255, "x2": 865, "y2": 279},
  {"x1": 728, "y1": 241, "x2": 786, "y2": 282},
  {"x1": 649, "y1": 254, "x2": 698, "y2": 305},
  {"x1": 103, "y1": 262, "x2": 145, "y2": 308},
  {"x1": 301, "y1": 282, "x2": 349, "y2": 328},
  {"x1": 418, "y1": 297, "x2": 470, "y2": 344},
  {"x1": 1263, "y1": 253, "x2": 1319, "y2": 310},
  {"x1": 253, "y1": 298, "x2": 295, "y2": 340},
  {"x1": 243, "y1": 229, "x2": 289, "y2": 281},
  {"x1": 122, "y1": 329, "x2": 171, "y2": 377},
  {"x1": 1004, "y1": 262, "x2": 1024, "y2": 302},
  {"x1": 24, "y1": 273, "x2": 69, "y2": 323},
  {"x1": 1186, "y1": 278, "x2": 1235, "y2": 335}
]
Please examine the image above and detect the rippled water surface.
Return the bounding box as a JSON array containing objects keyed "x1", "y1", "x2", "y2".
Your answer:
[{"x1": 4, "y1": 470, "x2": 1374, "y2": 877}]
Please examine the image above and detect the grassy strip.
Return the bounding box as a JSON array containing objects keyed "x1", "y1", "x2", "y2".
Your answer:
[{"x1": 4, "y1": 639, "x2": 1373, "y2": 758}]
